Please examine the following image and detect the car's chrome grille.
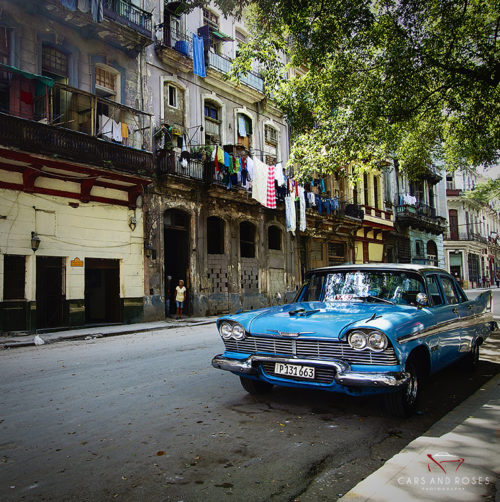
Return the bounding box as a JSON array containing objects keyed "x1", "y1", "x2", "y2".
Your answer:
[
  {"x1": 260, "y1": 362, "x2": 335, "y2": 384},
  {"x1": 224, "y1": 337, "x2": 399, "y2": 365}
]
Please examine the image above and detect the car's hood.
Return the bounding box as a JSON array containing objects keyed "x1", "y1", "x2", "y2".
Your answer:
[{"x1": 227, "y1": 301, "x2": 412, "y2": 340}]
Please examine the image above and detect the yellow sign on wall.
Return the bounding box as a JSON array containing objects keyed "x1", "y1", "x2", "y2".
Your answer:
[{"x1": 71, "y1": 257, "x2": 84, "y2": 267}]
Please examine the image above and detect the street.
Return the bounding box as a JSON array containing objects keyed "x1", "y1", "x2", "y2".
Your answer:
[{"x1": 0, "y1": 292, "x2": 499, "y2": 502}]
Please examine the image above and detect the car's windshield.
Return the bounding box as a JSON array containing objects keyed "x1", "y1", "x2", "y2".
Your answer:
[{"x1": 299, "y1": 270, "x2": 426, "y2": 305}]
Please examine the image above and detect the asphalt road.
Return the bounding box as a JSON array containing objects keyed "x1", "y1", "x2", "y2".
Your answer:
[{"x1": 1, "y1": 313, "x2": 499, "y2": 502}]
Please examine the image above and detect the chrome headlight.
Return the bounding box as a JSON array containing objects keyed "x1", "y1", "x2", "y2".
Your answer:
[
  {"x1": 367, "y1": 331, "x2": 388, "y2": 352},
  {"x1": 220, "y1": 321, "x2": 233, "y2": 340},
  {"x1": 232, "y1": 323, "x2": 246, "y2": 340},
  {"x1": 348, "y1": 331, "x2": 367, "y2": 350},
  {"x1": 219, "y1": 321, "x2": 247, "y2": 340}
]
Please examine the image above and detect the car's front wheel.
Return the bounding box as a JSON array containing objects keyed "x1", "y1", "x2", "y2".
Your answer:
[
  {"x1": 240, "y1": 376, "x2": 273, "y2": 395},
  {"x1": 384, "y1": 360, "x2": 420, "y2": 417}
]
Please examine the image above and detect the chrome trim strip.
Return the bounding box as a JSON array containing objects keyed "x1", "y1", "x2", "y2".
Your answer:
[
  {"x1": 211, "y1": 354, "x2": 409, "y2": 388},
  {"x1": 397, "y1": 312, "x2": 492, "y2": 344},
  {"x1": 266, "y1": 330, "x2": 315, "y2": 337}
]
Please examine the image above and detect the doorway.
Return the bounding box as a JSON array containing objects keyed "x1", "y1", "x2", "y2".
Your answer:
[
  {"x1": 85, "y1": 258, "x2": 120, "y2": 324},
  {"x1": 164, "y1": 209, "x2": 190, "y2": 316},
  {"x1": 36, "y1": 256, "x2": 65, "y2": 329}
]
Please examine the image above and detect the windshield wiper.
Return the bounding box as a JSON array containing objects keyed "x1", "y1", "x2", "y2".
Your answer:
[{"x1": 358, "y1": 295, "x2": 395, "y2": 305}]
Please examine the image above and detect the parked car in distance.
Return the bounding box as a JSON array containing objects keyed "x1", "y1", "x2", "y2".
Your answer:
[{"x1": 212, "y1": 264, "x2": 496, "y2": 416}]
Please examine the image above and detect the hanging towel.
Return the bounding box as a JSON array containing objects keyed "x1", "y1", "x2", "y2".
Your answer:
[
  {"x1": 251, "y1": 157, "x2": 268, "y2": 207},
  {"x1": 274, "y1": 162, "x2": 285, "y2": 186},
  {"x1": 266, "y1": 164, "x2": 277, "y2": 209},
  {"x1": 246, "y1": 156, "x2": 254, "y2": 181},
  {"x1": 192, "y1": 34, "x2": 206, "y2": 78},
  {"x1": 112, "y1": 120, "x2": 122, "y2": 142},
  {"x1": 298, "y1": 186, "x2": 306, "y2": 231},
  {"x1": 224, "y1": 151, "x2": 230, "y2": 167},
  {"x1": 61, "y1": 0, "x2": 77, "y2": 10},
  {"x1": 285, "y1": 195, "x2": 296, "y2": 234},
  {"x1": 90, "y1": 0, "x2": 103, "y2": 22},
  {"x1": 99, "y1": 114, "x2": 113, "y2": 139},
  {"x1": 238, "y1": 115, "x2": 247, "y2": 137}
]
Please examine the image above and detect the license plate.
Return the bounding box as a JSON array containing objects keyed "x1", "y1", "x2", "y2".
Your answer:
[{"x1": 274, "y1": 362, "x2": 315, "y2": 379}]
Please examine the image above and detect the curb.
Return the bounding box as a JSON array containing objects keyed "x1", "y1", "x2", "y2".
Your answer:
[{"x1": 0, "y1": 319, "x2": 217, "y2": 349}]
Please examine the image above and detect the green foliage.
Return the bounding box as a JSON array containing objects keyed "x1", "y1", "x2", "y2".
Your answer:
[
  {"x1": 212, "y1": 0, "x2": 500, "y2": 180},
  {"x1": 463, "y1": 178, "x2": 500, "y2": 205}
]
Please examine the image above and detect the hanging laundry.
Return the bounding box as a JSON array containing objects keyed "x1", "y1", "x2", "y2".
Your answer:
[
  {"x1": 246, "y1": 156, "x2": 254, "y2": 181},
  {"x1": 90, "y1": 0, "x2": 103, "y2": 22},
  {"x1": 274, "y1": 162, "x2": 285, "y2": 186},
  {"x1": 321, "y1": 179, "x2": 326, "y2": 193},
  {"x1": 61, "y1": 0, "x2": 77, "y2": 10},
  {"x1": 217, "y1": 146, "x2": 224, "y2": 165},
  {"x1": 77, "y1": 0, "x2": 90, "y2": 12},
  {"x1": 99, "y1": 114, "x2": 113, "y2": 139},
  {"x1": 112, "y1": 119, "x2": 122, "y2": 142},
  {"x1": 251, "y1": 157, "x2": 268, "y2": 207},
  {"x1": 192, "y1": 34, "x2": 206, "y2": 77},
  {"x1": 238, "y1": 115, "x2": 247, "y2": 137},
  {"x1": 224, "y1": 151, "x2": 230, "y2": 167},
  {"x1": 298, "y1": 186, "x2": 306, "y2": 231},
  {"x1": 266, "y1": 164, "x2": 277, "y2": 209},
  {"x1": 20, "y1": 90, "x2": 33, "y2": 105},
  {"x1": 285, "y1": 195, "x2": 296, "y2": 234}
]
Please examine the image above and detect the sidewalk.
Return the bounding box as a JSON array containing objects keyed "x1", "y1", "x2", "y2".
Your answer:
[
  {"x1": 0, "y1": 316, "x2": 218, "y2": 349},
  {"x1": 338, "y1": 329, "x2": 500, "y2": 502}
]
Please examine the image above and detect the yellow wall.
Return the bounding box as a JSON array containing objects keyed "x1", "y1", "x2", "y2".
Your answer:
[
  {"x1": 369, "y1": 242, "x2": 384, "y2": 262},
  {"x1": 0, "y1": 189, "x2": 144, "y2": 302}
]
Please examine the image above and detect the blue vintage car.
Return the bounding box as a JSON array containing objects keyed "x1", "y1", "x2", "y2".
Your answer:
[{"x1": 212, "y1": 264, "x2": 496, "y2": 416}]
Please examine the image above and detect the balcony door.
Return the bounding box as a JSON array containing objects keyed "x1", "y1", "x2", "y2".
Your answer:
[{"x1": 449, "y1": 209, "x2": 459, "y2": 240}]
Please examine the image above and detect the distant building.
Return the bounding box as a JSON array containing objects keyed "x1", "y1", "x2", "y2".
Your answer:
[
  {"x1": 384, "y1": 163, "x2": 447, "y2": 267},
  {"x1": 444, "y1": 170, "x2": 500, "y2": 288}
]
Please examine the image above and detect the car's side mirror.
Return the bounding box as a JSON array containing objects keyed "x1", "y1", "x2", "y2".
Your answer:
[{"x1": 416, "y1": 293, "x2": 428, "y2": 308}]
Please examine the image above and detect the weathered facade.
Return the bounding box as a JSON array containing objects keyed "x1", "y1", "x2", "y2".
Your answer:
[
  {"x1": 384, "y1": 163, "x2": 447, "y2": 268},
  {"x1": 0, "y1": 0, "x2": 154, "y2": 332},
  {"x1": 444, "y1": 170, "x2": 500, "y2": 288}
]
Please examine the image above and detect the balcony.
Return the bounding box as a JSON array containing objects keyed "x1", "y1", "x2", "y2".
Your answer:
[
  {"x1": 395, "y1": 203, "x2": 447, "y2": 234},
  {"x1": 103, "y1": 0, "x2": 153, "y2": 40},
  {"x1": 0, "y1": 66, "x2": 153, "y2": 176},
  {"x1": 207, "y1": 52, "x2": 264, "y2": 93},
  {"x1": 444, "y1": 231, "x2": 489, "y2": 244},
  {"x1": 155, "y1": 28, "x2": 194, "y2": 73}
]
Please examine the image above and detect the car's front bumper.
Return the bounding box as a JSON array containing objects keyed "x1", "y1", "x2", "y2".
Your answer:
[{"x1": 211, "y1": 353, "x2": 409, "y2": 388}]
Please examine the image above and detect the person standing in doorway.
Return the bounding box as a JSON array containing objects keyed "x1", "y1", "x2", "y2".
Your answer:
[{"x1": 175, "y1": 279, "x2": 187, "y2": 319}]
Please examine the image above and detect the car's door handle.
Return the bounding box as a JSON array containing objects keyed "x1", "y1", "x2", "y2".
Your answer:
[
  {"x1": 468, "y1": 305, "x2": 473, "y2": 310},
  {"x1": 452, "y1": 308, "x2": 459, "y2": 314}
]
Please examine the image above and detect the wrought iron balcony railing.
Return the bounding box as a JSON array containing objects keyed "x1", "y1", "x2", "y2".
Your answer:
[
  {"x1": 207, "y1": 51, "x2": 264, "y2": 93},
  {"x1": 103, "y1": 0, "x2": 152, "y2": 34},
  {"x1": 444, "y1": 231, "x2": 489, "y2": 244},
  {"x1": 0, "y1": 65, "x2": 153, "y2": 175}
]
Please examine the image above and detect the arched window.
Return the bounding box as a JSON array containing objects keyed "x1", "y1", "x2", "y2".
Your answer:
[
  {"x1": 427, "y1": 240, "x2": 438, "y2": 266},
  {"x1": 207, "y1": 216, "x2": 225, "y2": 254},
  {"x1": 237, "y1": 113, "x2": 252, "y2": 149},
  {"x1": 268, "y1": 225, "x2": 282, "y2": 251},
  {"x1": 204, "y1": 99, "x2": 221, "y2": 145},
  {"x1": 240, "y1": 221, "x2": 256, "y2": 258}
]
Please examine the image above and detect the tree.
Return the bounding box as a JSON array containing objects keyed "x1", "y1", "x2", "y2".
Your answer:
[
  {"x1": 463, "y1": 178, "x2": 500, "y2": 205},
  {"x1": 210, "y1": 0, "x2": 500, "y2": 181}
]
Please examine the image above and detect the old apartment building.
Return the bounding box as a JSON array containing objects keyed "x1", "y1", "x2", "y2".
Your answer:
[
  {"x1": 2, "y1": 0, "x2": 454, "y2": 331},
  {"x1": 0, "y1": 0, "x2": 154, "y2": 332}
]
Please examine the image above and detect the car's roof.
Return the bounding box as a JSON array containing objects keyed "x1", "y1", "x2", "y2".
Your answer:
[{"x1": 308, "y1": 263, "x2": 446, "y2": 275}]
